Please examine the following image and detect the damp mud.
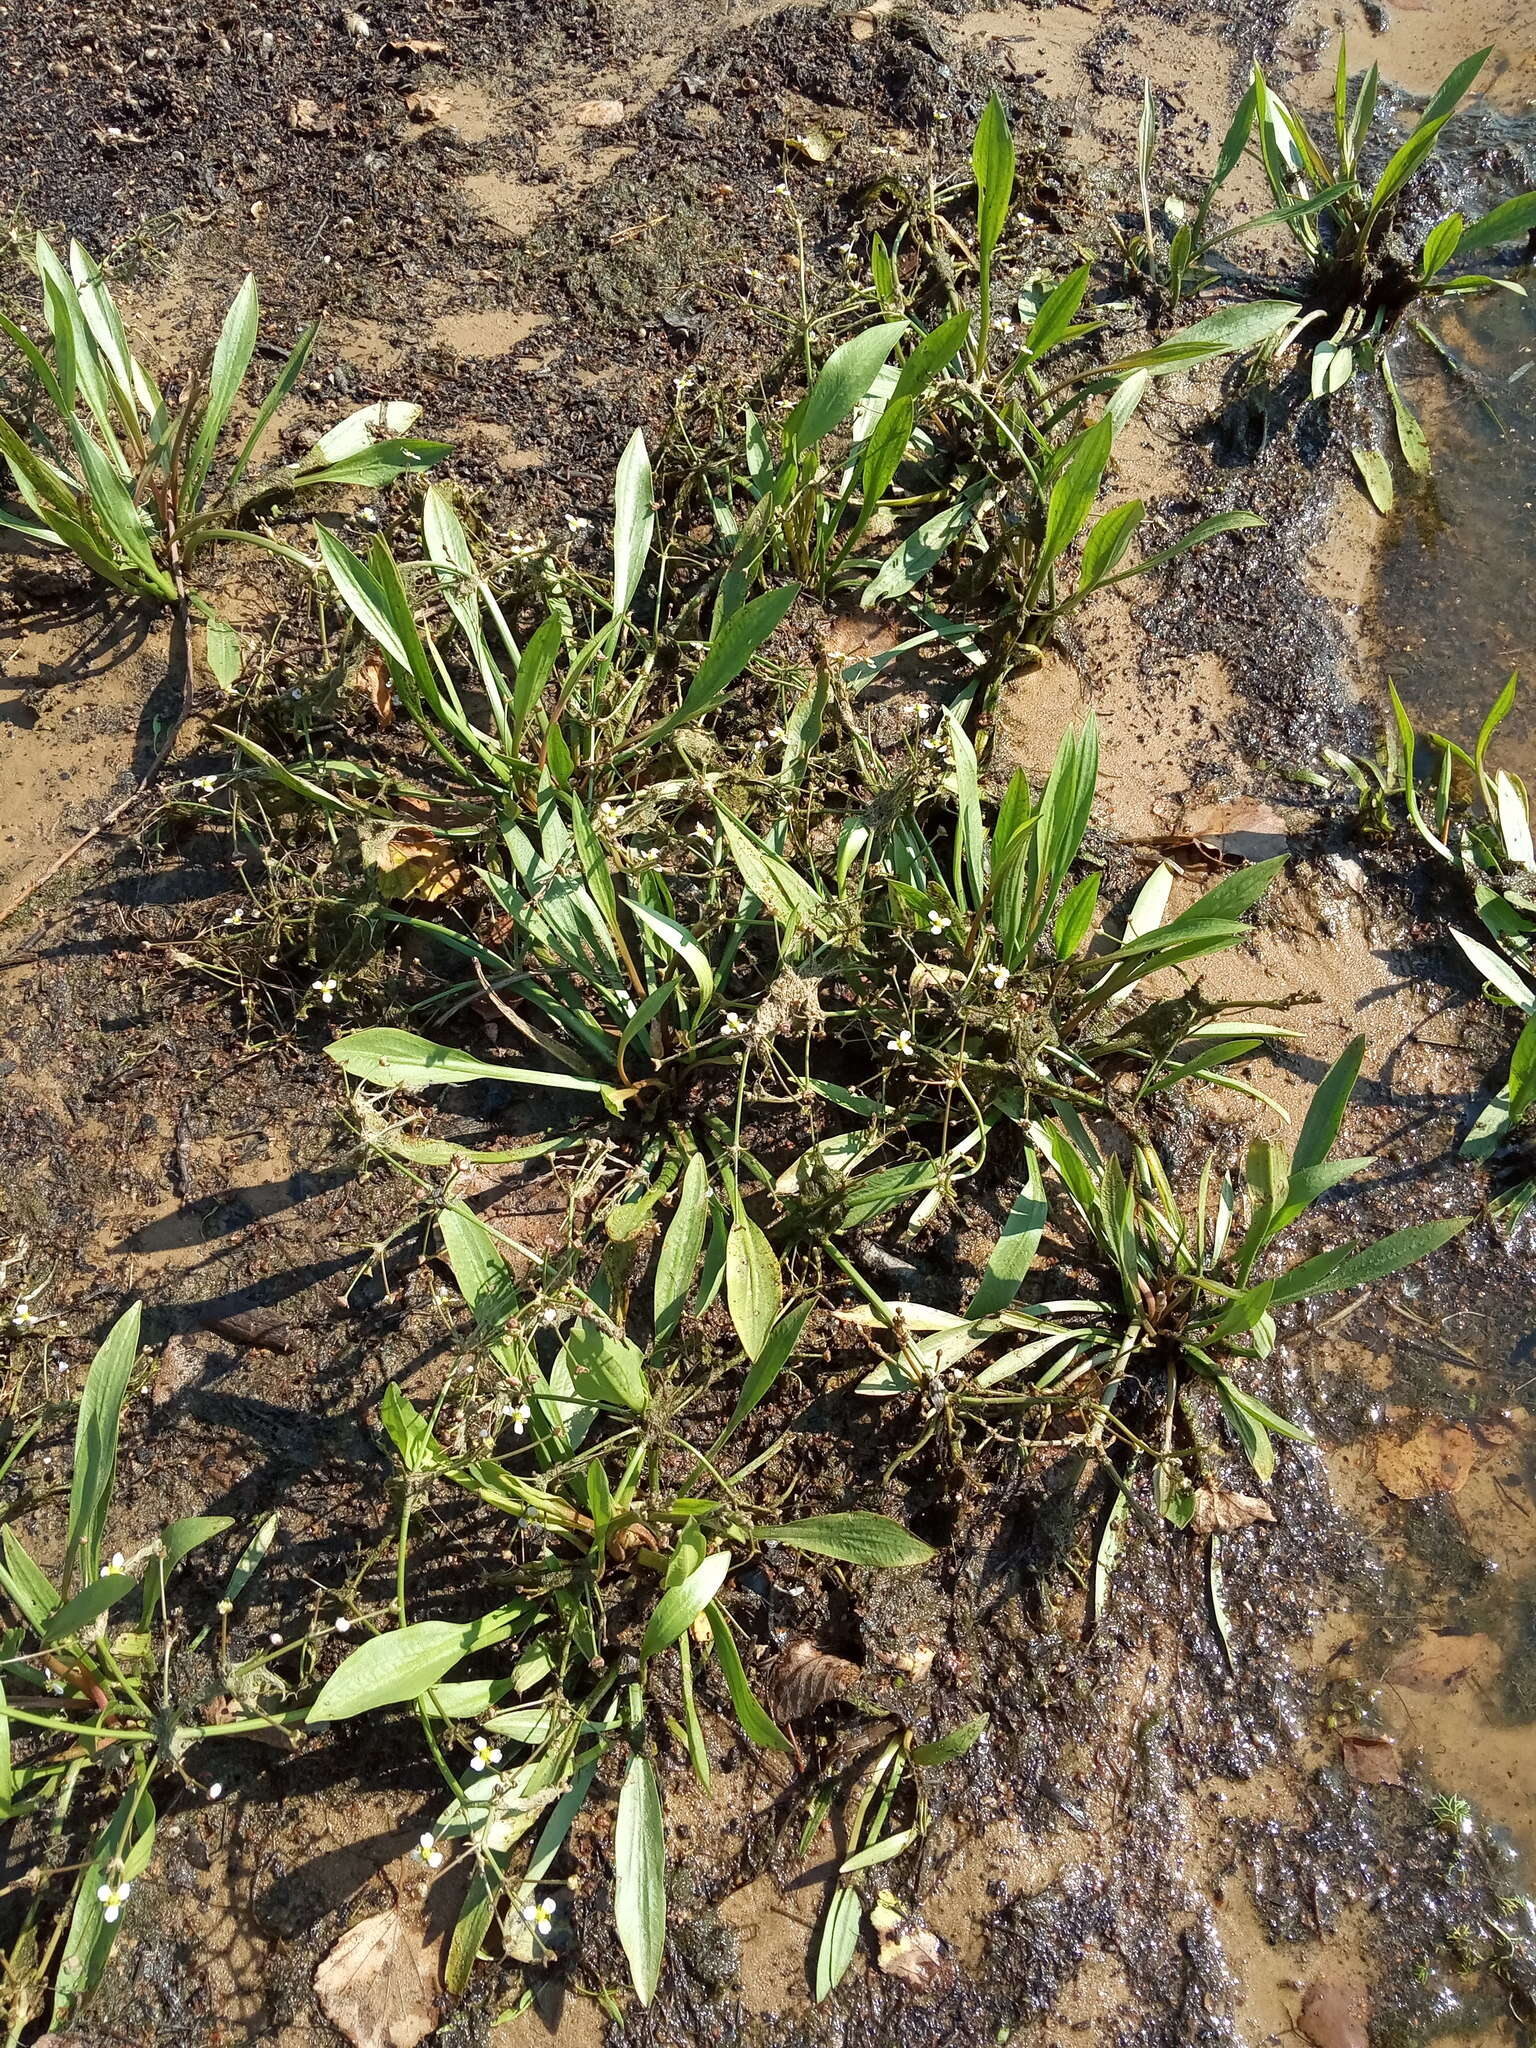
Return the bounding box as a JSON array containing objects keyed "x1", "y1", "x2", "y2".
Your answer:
[{"x1": 2, "y1": 0, "x2": 1536, "y2": 2045}]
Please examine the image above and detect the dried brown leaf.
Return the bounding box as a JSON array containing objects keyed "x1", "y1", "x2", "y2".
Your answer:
[
  {"x1": 877, "y1": 1924, "x2": 953, "y2": 1991},
  {"x1": 383, "y1": 36, "x2": 447, "y2": 56},
  {"x1": 290, "y1": 99, "x2": 336, "y2": 133},
  {"x1": 405, "y1": 91, "x2": 452, "y2": 124},
  {"x1": 766, "y1": 1637, "x2": 860, "y2": 1721},
  {"x1": 1188, "y1": 1485, "x2": 1277, "y2": 1536},
  {"x1": 1340, "y1": 1732, "x2": 1403, "y2": 1785},
  {"x1": 1386, "y1": 1630, "x2": 1503, "y2": 1691},
  {"x1": 573, "y1": 98, "x2": 626, "y2": 126},
  {"x1": 314, "y1": 1907, "x2": 441, "y2": 2048},
  {"x1": 1179, "y1": 799, "x2": 1290, "y2": 863},
  {"x1": 1374, "y1": 1421, "x2": 1477, "y2": 1500}
]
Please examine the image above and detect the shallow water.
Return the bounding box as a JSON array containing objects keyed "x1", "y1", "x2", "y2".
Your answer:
[{"x1": 1380, "y1": 285, "x2": 1536, "y2": 770}]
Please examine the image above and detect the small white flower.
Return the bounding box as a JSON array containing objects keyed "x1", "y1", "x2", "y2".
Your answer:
[
  {"x1": 505, "y1": 1400, "x2": 531, "y2": 1437},
  {"x1": 191, "y1": 775, "x2": 218, "y2": 794},
  {"x1": 53, "y1": 1359, "x2": 70, "y2": 1375},
  {"x1": 691, "y1": 822, "x2": 713, "y2": 845},
  {"x1": 990, "y1": 965, "x2": 1011, "y2": 991},
  {"x1": 595, "y1": 799, "x2": 625, "y2": 830},
  {"x1": 920, "y1": 731, "x2": 946, "y2": 752},
  {"x1": 334, "y1": 1616, "x2": 351, "y2": 1634},
  {"x1": 100, "y1": 1551, "x2": 126, "y2": 1578},
  {"x1": 311, "y1": 977, "x2": 339, "y2": 1005},
  {"x1": 470, "y1": 1734, "x2": 503, "y2": 1771},
  {"x1": 539, "y1": 1306, "x2": 560, "y2": 1326},
  {"x1": 223, "y1": 906, "x2": 246, "y2": 926},
  {"x1": 288, "y1": 685, "x2": 304, "y2": 700},
  {"x1": 8, "y1": 1299, "x2": 37, "y2": 1330},
  {"x1": 207, "y1": 1782, "x2": 224, "y2": 1801},
  {"x1": 767, "y1": 723, "x2": 788, "y2": 743},
  {"x1": 927, "y1": 910, "x2": 951, "y2": 933},
  {"x1": 565, "y1": 514, "x2": 592, "y2": 534},
  {"x1": 269, "y1": 1631, "x2": 283, "y2": 1645},
  {"x1": 773, "y1": 181, "x2": 790, "y2": 196},
  {"x1": 46, "y1": 1675, "x2": 65, "y2": 1695},
  {"x1": 887, "y1": 1028, "x2": 915, "y2": 1056},
  {"x1": 97, "y1": 1879, "x2": 131, "y2": 1923},
  {"x1": 522, "y1": 1893, "x2": 557, "y2": 1940},
  {"x1": 417, "y1": 1831, "x2": 444, "y2": 1869},
  {"x1": 721, "y1": 1011, "x2": 748, "y2": 1037}
]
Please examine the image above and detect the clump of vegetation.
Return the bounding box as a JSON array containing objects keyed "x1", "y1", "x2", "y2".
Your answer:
[
  {"x1": 1334, "y1": 675, "x2": 1536, "y2": 1201},
  {"x1": 1122, "y1": 44, "x2": 1536, "y2": 460},
  {"x1": 0, "y1": 235, "x2": 444, "y2": 639},
  {"x1": 0, "y1": 70, "x2": 1515, "y2": 2040}
]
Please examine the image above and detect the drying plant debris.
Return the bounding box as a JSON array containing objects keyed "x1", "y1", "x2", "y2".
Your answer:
[{"x1": 1, "y1": 8, "x2": 1535, "y2": 2045}]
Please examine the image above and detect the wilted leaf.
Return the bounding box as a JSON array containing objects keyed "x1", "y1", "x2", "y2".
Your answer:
[
  {"x1": 779, "y1": 124, "x2": 845, "y2": 162},
  {"x1": 876, "y1": 1922, "x2": 953, "y2": 1992},
  {"x1": 765, "y1": 1637, "x2": 860, "y2": 1721},
  {"x1": 1188, "y1": 1485, "x2": 1277, "y2": 1536},
  {"x1": 1340, "y1": 1732, "x2": 1403, "y2": 1785},
  {"x1": 360, "y1": 825, "x2": 468, "y2": 904},
  {"x1": 354, "y1": 649, "x2": 394, "y2": 725},
  {"x1": 405, "y1": 91, "x2": 452, "y2": 124},
  {"x1": 1299, "y1": 1978, "x2": 1368, "y2": 2048},
  {"x1": 1374, "y1": 1420, "x2": 1476, "y2": 1499},
  {"x1": 574, "y1": 98, "x2": 626, "y2": 126},
  {"x1": 313, "y1": 1907, "x2": 440, "y2": 2048},
  {"x1": 290, "y1": 99, "x2": 336, "y2": 133}
]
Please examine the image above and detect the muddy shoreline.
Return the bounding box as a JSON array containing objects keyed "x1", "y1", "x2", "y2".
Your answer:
[{"x1": 2, "y1": 2, "x2": 1535, "y2": 2046}]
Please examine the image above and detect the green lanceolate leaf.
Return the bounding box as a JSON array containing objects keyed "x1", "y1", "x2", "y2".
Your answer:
[
  {"x1": 968, "y1": 1154, "x2": 1046, "y2": 1317},
  {"x1": 1458, "y1": 189, "x2": 1536, "y2": 254},
  {"x1": 1351, "y1": 445, "x2": 1394, "y2": 515},
  {"x1": 308, "y1": 1606, "x2": 531, "y2": 1721},
  {"x1": 973, "y1": 92, "x2": 1016, "y2": 267},
  {"x1": 788, "y1": 322, "x2": 908, "y2": 454},
  {"x1": 1269, "y1": 1215, "x2": 1471, "y2": 1307},
  {"x1": 615, "y1": 1753, "x2": 666, "y2": 2006},
  {"x1": 611, "y1": 426, "x2": 653, "y2": 618},
  {"x1": 727, "y1": 1298, "x2": 814, "y2": 1433},
  {"x1": 66, "y1": 1301, "x2": 141, "y2": 1589},
  {"x1": 642, "y1": 1550, "x2": 732, "y2": 1660},
  {"x1": 726, "y1": 1210, "x2": 782, "y2": 1360},
  {"x1": 815, "y1": 1885, "x2": 862, "y2": 2001},
  {"x1": 440, "y1": 1208, "x2": 521, "y2": 1335},
  {"x1": 912, "y1": 1713, "x2": 989, "y2": 1768},
  {"x1": 704, "y1": 1601, "x2": 791, "y2": 1750},
  {"x1": 42, "y1": 1573, "x2": 134, "y2": 1647},
  {"x1": 324, "y1": 1028, "x2": 608, "y2": 1095},
  {"x1": 51, "y1": 1782, "x2": 156, "y2": 2026},
  {"x1": 1382, "y1": 360, "x2": 1432, "y2": 475},
  {"x1": 565, "y1": 1317, "x2": 649, "y2": 1412},
  {"x1": 654, "y1": 1153, "x2": 710, "y2": 1346},
  {"x1": 755, "y1": 1512, "x2": 935, "y2": 1567},
  {"x1": 671, "y1": 582, "x2": 800, "y2": 730}
]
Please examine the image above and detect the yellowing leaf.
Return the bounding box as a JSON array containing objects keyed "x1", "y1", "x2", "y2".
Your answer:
[{"x1": 360, "y1": 824, "x2": 467, "y2": 903}]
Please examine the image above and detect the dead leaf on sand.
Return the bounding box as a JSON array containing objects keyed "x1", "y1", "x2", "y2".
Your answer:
[
  {"x1": 290, "y1": 99, "x2": 337, "y2": 133},
  {"x1": 573, "y1": 98, "x2": 625, "y2": 126},
  {"x1": 405, "y1": 91, "x2": 453, "y2": 124},
  {"x1": 1374, "y1": 1420, "x2": 1477, "y2": 1499},
  {"x1": 1188, "y1": 1484, "x2": 1277, "y2": 1536},
  {"x1": 876, "y1": 1923, "x2": 954, "y2": 1991},
  {"x1": 313, "y1": 1907, "x2": 441, "y2": 2048},
  {"x1": 1298, "y1": 1977, "x2": 1368, "y2": 2048},
  {"x1": 1179, "y1": 799, "x2": 1290, "y2": 863},
  {"x1": 1340, "y1": 1732, "x2": 1403, "y2": 1785},
  {"x1": 383, "y1": 36, "x2": 448, "y2": 56}
]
